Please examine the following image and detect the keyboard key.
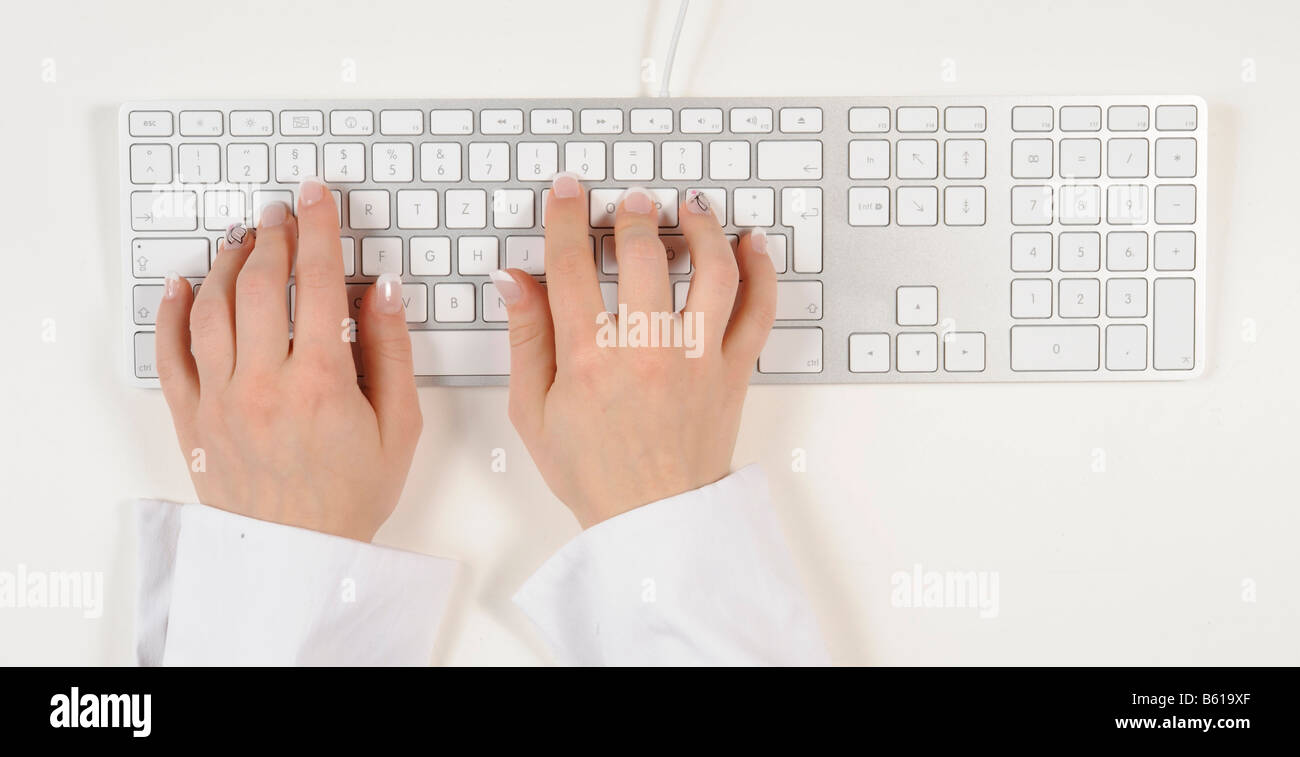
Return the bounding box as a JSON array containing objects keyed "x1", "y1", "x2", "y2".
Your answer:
[
  {"x1": 481, "y1": 109, "x2": 524, "y2": 134},
  {"x1": 445, "y1": 188, "x2": 487, "y2": 229},
  {"x1": 134, "y1": 332, "x2": 158, "y2": 378},
  {"x1": 1010, "y1": 232, "x2": 1052, "y2": 272},
  {"x1": 849, "y1": 140, "x2": 890, "y2": 180},
  {"x1": 380, "y1": 109, "x2": 423, "y2": 135},
  {"x1": 516, "y1": 142, "x2": 559, "y2": 181},
  {"x1": 1108, "y1": 105, "x2": 1150, "y2": 131},
  {"x1": 129, "y1": 237, "x2": 208, "y2": 277},
  {"x1": 1106, "y1": 184, "x2": 1149, "y2": 224},
  {"x1": 709, "y1": 141, "x2": 750, "y2": 181},
  {"x1": 227, "y1": 144, "x2": 268, "y2": 183},
  {"x1": 944, "y1": 186, "x2": 985, "y2": 225},
  {"x1": 1059, "y1": 105, "x2": 1102, "y2": 131},
  {"x1": 734, "y1": 187, "x2": 775, "y2": 226},
  {"x1": 730, "y1": 107, "x2": 772, "y2": 133},
  {"x1": 349, "y1": 190, "x2": 390, "y2": 229},
  {"x1": 757, "y1": 140, "x2": 822, "y2": 180},
  {"x1": 323, "y1": 143, "x2": 365, "y2": 183},
  {"x1": 430, "y1": 109, "x2": 474, "y2": 135},
  {"x1": 661, "y1": 141, "x2": 703, "y2": 180},
  {"x1": 505, "y1": 236, "x2": 545, "y2": 275},
  {"x1": 483, "y1": 282, "x2": 509, "y2": 322},
  {"x1": 372, "y1": 143, "x2": 413, "y2": 182},
  {"x1": 468, "y1": 142, "x2": 509, "y2": 182},
  {"x1": 1058, "y1": 278, "x2": 1100, "y2": 318},
  {"x1": 613, "y1": 141, "x2": 654, "y2": 181},
  {"x1": 253, "y1": 190, "x2": 293, "y2": 222},
  {"x1": 1059, "y1": 138, "x2": 1101, "y2": 178},
  {"x1": 848, "y1": 187, "x2": 889, "y2": 227},
  {"x1": 1011, "y1": 325, "x2": 1099, "y2": 371},
  {"x1": 179, "y1": 111, "x2": 223, "y2": 136},
  {"x1": 943, "y1": 139, "x2": 985, "y2": 179},
  {"x1": 396, "y1": 189, "x2": 438, "y2": 229},
  {"x1": 766, "y1": 233, "x2": 788, "y2": 273},
  {"x1": 1058, "y1": 185, "x2": 1101, "y2": 226},
  {"x1": 848, "y1": 333, "x2": 890, "y2": 373},
  {"x1": 275, "y1": 143, "x2": 317, "y2": 182},
  {"x1": 944, "y1": 332, "x2": 985, "y2": 372},
  {"x1": 630, "y1": 108, "x2": 672, "y2": 134},
  {"x1": 896, "y1": 286, "x2": 937, "y2": 326},
  {"x1": 133, "y1": 284, "x2": 164, "y2": 325},
  {"x1": 775, "y1": 281, "x2": 823, "y2": 320},
  {"x1": 896, "y1": 107, "x2": 938, "y2": 132},
  {"x1": 410, "y1": 237, "x2": 452, "y2": 276},
  {"x1": 896, "y1": 186, "x2": 938, "y2": 226},
  {"x1": 203, "y1": 190, "x2": 247, "y2": 230},
  {"x1": 492, "y1": 188, "x2": 534, "y2": 228},
  {"x1": 1154, "y1": 185, "x2": 1196, "y2": 224},
  {"x1": 897, "y1": 333, "x2": 938, "y2": 372},
  {"x1": 1105, "y1": 231, "x2": 1147, "y2": 271},
  {"x1": 1010, "y1": 185, "x2": 1052, "y2": 225},
  {"x1": 681, "y1": 108, "x2": 723, "y2": 134},
  {"x1": 1154, "y1": 231, "x2": 1195, "y2": 271},
  {"x1": 944, "y1": 106, "x2": 986, "y2": 132},
  {"x1": 1153, "y1": 278, "x2": 1195, "y2": 370},
  {"x1": 779, "y1": 107, "x2": 822, "y2": 133},
  {"x1": 530, "y1": 109, "x2": 573, "y2": 135},
  {"x1": 781, "y1": 187, "x2": 823, "y2": 272},
  {"x1": 420, "y1": 143, "x2": 462, "y2": 182},
  {"x1": 230, "y1": 110, "x2": 273, "y2": 136},
  {"x1": 279, "y1": 110, "x2": 323, "y2": 136},
  {"x1": 1106, "y1": 278, "x2": 1147, "y2": 318},
  {"x1": 564, "y1": 142, "x2": 607, "y2": 181},
  {"x1": 848, "y1": 107, "x2": 889, "y2": 133},
  {"x1": 1156, "y1": 105, "x2": 1197, "y2": 131},
  {"x1": 361, "y1": 237, "x2": 402, "y2": 275},
  {"x1": 340, "y1": 238, "x2": 355, "y2": 276},
  {"x1": 410, "y1": 330, "x2": 510, "y2": 376},
  {"x1": 580, "y1": 108, "x2": 623, "y2": 134},
  {"x1": 1155, "y1": 138, "x2": 1196, "y2": 178},
  {"x1": 129, "y1": 111, "x2": 173, "y2": 137},
  {"x1": 896, "y1": 139, "x2": 937, "y2": 179},
  {"x1": 434, "y1": 282, "x2": 476, "y2": 322},
  {"x1": 589, "y1": 188, "x2": 677, "y2": 227},
  {"x1": 1012, "y1": 106, "x2": 1053, "y2": 132},
  {"x1": 758, "y1": 328, "x2": 822, "y2": 373},
  {"x1": 1011, "y1": 279, "x2": 1052, "y2": 318},
  {"x1": 130, "y1": 144, "x2": 171, "y2": 184},
  {"x1": 130, "y1": 191, "x2": 197, "y2": 231},
  {"x1": 1107, "y1": 138, "x2": 1148, "y2": 178},
  {"x1": 458, "y1": 236, "x2": 498, "y2": 275},
  {"x1": 1011, "y1": 139, "x2": 1053, "y2": 179},
  {"x1": 1059, "y1": 231, "x2": 1100, "y2": 272},
  {"x1": 330, "y1": 110, "x2": 373, "y2": 135},
  {"x1": 1106, "y1": 324, "x2": 1147, "y2": 370}
]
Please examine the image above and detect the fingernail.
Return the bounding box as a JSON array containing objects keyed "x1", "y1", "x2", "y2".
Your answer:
[
  {"x1": 621, "y1": 186, "x2": 654, "y2": 215},
  {"x1": 749, "y1": 228, "x2": 768, "y2": 255},
  {"x1": 489, "y1": 269, "x2": 522, "y2": 306},
  {"x1": 223, "y1": 223, "x2": 251, "y2": 251},
  {"x1": 164, "y1": 271, "x2": 181, "y2": 300},
  {"x1": 551, "y1": 172, "x2": 581, "y2": 199},
  {"x1": 686, "y1": 189, "x2": 715, "y2": 216},
  {"x1": 299, "y1": 176, "x2": 326, "y2": 206},
  {"x1": 376, "y1": 273, "x2": 404, "y2": 314},
  {"x1": 259, "y1": 201, "x2": 289, "y2": 227}
]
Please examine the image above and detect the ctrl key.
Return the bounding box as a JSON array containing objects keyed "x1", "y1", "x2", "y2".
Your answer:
[
  {"x1": 759, "y1": 328, "x2": 823, "y2": 373},
  {"x1": 134, "y1": 332, "x2": 157, "y2": 379}
]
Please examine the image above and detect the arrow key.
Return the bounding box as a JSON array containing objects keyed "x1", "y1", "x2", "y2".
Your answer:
[{"x1": 849, "y1": 333, "x2": 890, "y2": 373}]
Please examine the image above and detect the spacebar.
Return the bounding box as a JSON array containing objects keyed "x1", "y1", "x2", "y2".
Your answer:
[{"x1": 410, "y1": 330, "x2": 511, "y2": 376}]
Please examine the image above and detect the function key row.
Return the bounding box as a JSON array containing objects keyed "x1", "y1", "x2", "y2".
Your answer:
[
  {"x1": 1010, "y1": 104, "x2": 1197, "y2": 133},
  {"x1": 129, "y1": 107, "x2": 828, "y2": 138}
]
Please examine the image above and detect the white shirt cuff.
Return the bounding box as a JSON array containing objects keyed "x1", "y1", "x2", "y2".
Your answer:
[
  {"x1": 137, "y1": 500, "x2": 458, "y2": 666},
  {"x1": 512, "y1": 465, "x2": 829, "y2": 666}
]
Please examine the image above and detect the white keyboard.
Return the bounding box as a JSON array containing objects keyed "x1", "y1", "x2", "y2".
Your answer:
[{"x1": 120, "y1": 96, "x2": 1207, "y2": 386}]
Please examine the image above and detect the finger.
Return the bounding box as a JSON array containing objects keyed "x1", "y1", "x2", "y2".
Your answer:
[
  {"x1": 542, "y1": 172, "x2": 603, "y2": 357},
  {"x1": 614, "y1": 187, "x2": 672, "y2": 316},
  {"x1": 189, "y1": 223, "x2": 255, "y2": 386},
  {"x1": 234, "y1": 201, "x2": 297, "y2": 374},
  {"x1": 723, "y1": 229, "x2": 778, "y2": 370},
  {"x1": 490, "y1": 269, "x2": 555, "y2": 439},
  {"x1": 290, "y1": 177, "x2": 351, "y2": 365},
  {"x1": 359, "y1": 274, "x2": 421, "y2": 447},
  {"x1": 679, "y1": 189, "x2": 738, "y2": 353},
  {"x1": 155, "y1": 272, "x2": 200, "y2": 427}
]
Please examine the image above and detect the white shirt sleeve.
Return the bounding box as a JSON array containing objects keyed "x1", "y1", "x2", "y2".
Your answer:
[
  {"x1": 135, "y1": 499, "x2": 458, "y2": 666},
  {"x1": 512, "y1": 465, "x2": 829, "y2": 666}
]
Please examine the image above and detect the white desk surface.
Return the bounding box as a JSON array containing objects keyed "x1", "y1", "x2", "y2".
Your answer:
[{"x1": 2, "y1": 0, "x2": 1297, "y2": 665}]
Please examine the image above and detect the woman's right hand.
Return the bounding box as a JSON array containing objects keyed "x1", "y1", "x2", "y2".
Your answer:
[{"x1": 492, "y1": 175, "x2": 777, "y2": 528}]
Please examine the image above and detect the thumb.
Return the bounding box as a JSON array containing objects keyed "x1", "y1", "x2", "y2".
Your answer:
[
  {"x1": 359, "y1": 273, "x2": 421, "y2": 446},
  {"x1": 490, "y1": 269, "x2": 555, "y2": 438}
]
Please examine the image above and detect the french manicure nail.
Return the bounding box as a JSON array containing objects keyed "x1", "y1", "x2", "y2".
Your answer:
[
  {"x1": 259, "y1": 201, "x2": 288, "y2": 227},
  {"x1": 489, "y1": 269, "x2": 522, "y2": 306},
  {"x1": 299, "y1": 176, "x2": 326, "y2": 206},
  {"x1": 686, "y1": 189, "x2": 713, "y2": 215},
  {"x1": 551, "y1": 172, "x2": 581, "y2": 199},
  {"x1": 621, "y1": 186, "x2": 654, "y2": 215},
  {"x1": 749, "y1": 228, "x2": 769, "y2": 255},
  {"x1": 376, "y1": 273, "x2": 404, "y2": 314},
  {"x1": 164, "y1": 271, "x2": 181, "y2": 300}
]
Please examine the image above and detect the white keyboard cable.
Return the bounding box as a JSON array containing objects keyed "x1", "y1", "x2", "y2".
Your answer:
[{"x1": 659, "y1": 0, "x2": 691, "y2": 97}]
